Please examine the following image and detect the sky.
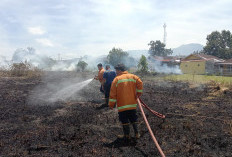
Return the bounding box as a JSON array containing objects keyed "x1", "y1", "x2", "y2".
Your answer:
[{"x1": 0, "y1": 0, "x2": 232, "y2": 59}]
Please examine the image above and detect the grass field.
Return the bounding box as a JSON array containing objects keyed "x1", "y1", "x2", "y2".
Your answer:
[{"x1": 164, "y1": 74, "x2": 232, "y2": 86}]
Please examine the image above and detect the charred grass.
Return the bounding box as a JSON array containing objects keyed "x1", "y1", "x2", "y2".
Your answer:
[{"x1": 0, "y1": 72, "x2": 232, "y2": 157}]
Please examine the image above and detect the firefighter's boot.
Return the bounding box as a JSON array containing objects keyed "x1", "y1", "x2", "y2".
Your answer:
[
  {"x1": 117, "y1": 124, "x2": 130, "y2": 140},
  {"x1": 133, "y1": 123, "x2": 140, "y2": 139},
  {"x1": 105, "y1": 98, "x2": 109, "y2": 106}
]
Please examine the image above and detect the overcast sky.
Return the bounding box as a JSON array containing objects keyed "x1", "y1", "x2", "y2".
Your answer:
[{"x1": 0, "y1": 0, "x2": 231, "y2": 59}]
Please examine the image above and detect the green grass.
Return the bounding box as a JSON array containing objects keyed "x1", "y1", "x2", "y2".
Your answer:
[{"x1": 164, "y1": 74, "x2": 232, "y2": 86}]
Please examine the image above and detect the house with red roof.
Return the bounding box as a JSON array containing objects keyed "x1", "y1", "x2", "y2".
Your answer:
[
  {"x1": 148, "y1": 56, "x2": 181, "y2": 66},
  {"x1": 180, "y1": 54, "x2": 224, "y2": 75}
]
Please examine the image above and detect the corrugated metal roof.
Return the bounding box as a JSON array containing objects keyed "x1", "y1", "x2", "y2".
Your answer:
[
  {"x1": 224, "y1": 58, "x2": 232, "y2": 63},
  {"x1": 196, "y1": 54, "x2": 221, "y2": 60},
  {"x1": 150, "y1": 56, "x2": 179, "y2": 62},
  {"x1": 181, "y1": 53, "x2": 224, "y2": 62},
  {"x1": 217, "y1": 58, "x2": 232, "y2": 64}
]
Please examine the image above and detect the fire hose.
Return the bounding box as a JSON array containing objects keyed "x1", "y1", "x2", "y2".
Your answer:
[
  {"x1": 137, "y1": 98, "x2": 166, "y2": 157},
  {"x1": 139, "y1": 97, "x2": 165, "y2": 119}
]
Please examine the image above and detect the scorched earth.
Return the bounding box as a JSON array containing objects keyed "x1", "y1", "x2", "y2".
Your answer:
[{"x1": 0, "y1": 72, "x2": 231, "y2": 157}]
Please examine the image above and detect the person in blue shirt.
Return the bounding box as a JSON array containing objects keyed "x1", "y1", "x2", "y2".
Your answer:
[{"x1": 103, "y1": 65, "x2": 116, "y2": 106}]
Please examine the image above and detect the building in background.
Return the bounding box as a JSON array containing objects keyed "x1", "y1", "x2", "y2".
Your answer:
[
  {"x1": 180, "y1": 54, "x2": 224, "y2": 75},
  {"x1": 215, "y1": 59, "x2": 232, "y2": 76}
]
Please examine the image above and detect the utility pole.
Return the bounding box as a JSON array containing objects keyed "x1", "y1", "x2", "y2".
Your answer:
[
  {"x1": 163, "y1": 23, "x2": 167, "y2": 46},
  {"x1": 58, "y1": 53, "x2": 61, "y2": 61}
]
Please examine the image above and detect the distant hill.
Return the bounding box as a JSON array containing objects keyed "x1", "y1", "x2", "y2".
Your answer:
[
  {"x1": 127, "y1": 43, "x2": 203, "y2": 58},
  {"x1": 172, "y1": 43, "x2": 204, "y2": 56}
]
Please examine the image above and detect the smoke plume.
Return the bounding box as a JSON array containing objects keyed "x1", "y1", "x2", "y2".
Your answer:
[
  {"x1": 0, "y1": 56, "x2": 9, "y2": 68},
  {"x1": 149, "y1": 59, "x2": 182, "y2": 74}
]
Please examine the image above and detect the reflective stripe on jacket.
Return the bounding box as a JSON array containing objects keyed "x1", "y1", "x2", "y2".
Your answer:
[{"x1": 109, "y1": 71, "x2": 143, "y2": 112}]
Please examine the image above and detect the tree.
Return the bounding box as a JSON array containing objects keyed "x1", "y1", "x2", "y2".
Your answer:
[
  {"x1": 148, "y1": 40, "x2": 173, "y2": 56},
  {"x1": 203, "y1": 30, "x2": 232, "y2": 59},
  {"x1": 138, "y1": 55, "x2": 148, "y2": 73},
  {"x1": 76, "y1": 60, "x2": 88, "y2": 72},
  {"x1": 107, "y1": 47, "x2": 129, "y2": 66}
]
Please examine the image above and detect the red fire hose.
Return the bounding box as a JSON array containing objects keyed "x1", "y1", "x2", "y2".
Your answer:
[
  {"x1": 139, "y1": 97, "x2": 165, "y2": 119},
  {"x1": 137, "y1": 98, "x2": 166, "y2": 157}
]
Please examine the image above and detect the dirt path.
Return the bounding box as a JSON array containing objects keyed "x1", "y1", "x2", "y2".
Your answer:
[{"x1": 0, "y1": 73, "x2": 231, "y2": 156}]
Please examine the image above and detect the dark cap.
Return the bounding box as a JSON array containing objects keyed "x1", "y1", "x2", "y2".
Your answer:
[
  {"x1": 97, "y1": 63, "x2": 102, "y2": 67},
  {"x1": 114, "y1": 63, "x2": 126, "y2": 71},
  {"x1": 105, "y1": 64, "x2": 110, "y2": 69}
]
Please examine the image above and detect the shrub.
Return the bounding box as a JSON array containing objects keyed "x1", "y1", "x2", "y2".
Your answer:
[
  {"x1": 76, "y1": 60, "x2": 88, "y2": 72},
  {"x1": 137, "y1": 55, "x2": 149, "y2": 73},
  {"x1": 9, "y1": 61, "x2": 42, "y2": 78}
]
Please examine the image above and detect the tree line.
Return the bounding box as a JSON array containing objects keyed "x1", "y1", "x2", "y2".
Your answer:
[
  {"x1": 203, "y1": 30, "x2": 232, "y2": 59},
  {"x1": 104, "y1": 29, "x2": 232, "y2": 73},
  {"x1": 13, "y1": 29, "x2": 232, "y2": 72},
  {"x1": 147, "y1": 30, "x2": 232, "y2": 60}
]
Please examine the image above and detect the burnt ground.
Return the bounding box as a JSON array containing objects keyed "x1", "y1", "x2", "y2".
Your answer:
[{"x1": 0, "y1": 72, "x2": 232, "y2": 157}]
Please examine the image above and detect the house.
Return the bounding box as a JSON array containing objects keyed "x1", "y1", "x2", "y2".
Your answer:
[
  {"x1": 215, "y1": 58, "x2": 232, "y2": 76},
  {"x1": 180, "y1": 54, "x2": 224, "y2": 74},
  {"x1": 147, "y1": 55, "x2": 182, "y2": 73},
  {"x1": 148, "y1": 56, "x2": 181, "y2": 66}
]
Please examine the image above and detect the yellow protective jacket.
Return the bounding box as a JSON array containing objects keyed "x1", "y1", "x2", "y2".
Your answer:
[
  {"x1": 109, "y1": 71, "x2": 143, "y2": 112},
  {"x1": 97, "y1": 68, "x2": 105, "y2": 84}
]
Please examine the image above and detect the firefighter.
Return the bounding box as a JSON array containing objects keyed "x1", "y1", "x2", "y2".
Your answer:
[
  {"x1": 94, "y1": 63, "x2": 105, "y2": 94},
  {"x1": 109, "y1": 63, "x2": 143, "y2": 140},
  {"x1": 102, "y1": 65, "x2": 116, "y2": 106}
]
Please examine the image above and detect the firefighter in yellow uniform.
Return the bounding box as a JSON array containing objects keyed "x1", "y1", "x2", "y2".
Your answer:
[
  {"x1": 94, "y1": 63, "x2": 105, "y2": 93},
  {"x1": 109, "y1": 63, "x2": 143, "y2": 140}
]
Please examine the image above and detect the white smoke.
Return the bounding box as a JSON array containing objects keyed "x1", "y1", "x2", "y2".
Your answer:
[
  {"x1": 0, "y1": 55, "x2": 9, "y2": 68},
  {"x1": 10, "y1": 47, "x2": 109, "y2": 71},
  {"x1": 149, "y1": 59, "x2": 182, "y2": 74},
  {"x1": 11, "y1": 47, "x2": 81, "y2": 71}
]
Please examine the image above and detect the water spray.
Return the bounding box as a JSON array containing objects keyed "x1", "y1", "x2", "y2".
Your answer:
[{"x1": 49, "y1": 78, "x2": 93, "y2": 102}]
